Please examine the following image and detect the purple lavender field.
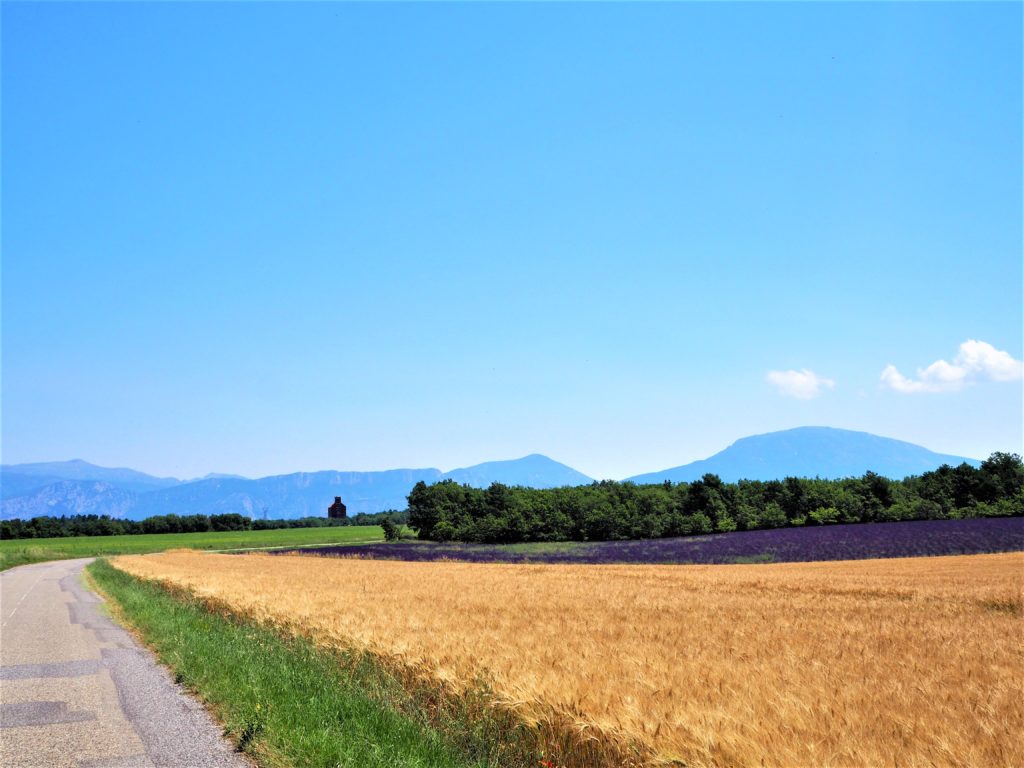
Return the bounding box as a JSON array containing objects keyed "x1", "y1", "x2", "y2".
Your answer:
[{"x1": 280, "y1": 516, "x2": 1024, "y2": 565}]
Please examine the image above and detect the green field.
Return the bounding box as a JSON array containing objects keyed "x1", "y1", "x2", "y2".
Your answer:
[{"x1": 0, "y1": 525, "x2": 385, "y2": 571}]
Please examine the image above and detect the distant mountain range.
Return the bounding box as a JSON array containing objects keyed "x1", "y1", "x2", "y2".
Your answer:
[
  {"x1": 0, "y1": 454, "x2": 591, "y2": 521},
  {"x1": 5, "y1": 459, "x2": 181, "y2": 494},
  {"x1": 1, "y1": 428, "x2": 981, "y2": 521},
  {"x1": 625, "y1": 427, "x2": 980, "y2": 484}
]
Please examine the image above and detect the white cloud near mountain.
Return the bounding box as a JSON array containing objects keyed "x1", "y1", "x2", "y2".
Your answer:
[
  {"x1": 766, "y1": 369, "x2": 836, "y2": 399},
  {"x1": 880, "y1": 339, "x2": 1023, "y2": 394}
]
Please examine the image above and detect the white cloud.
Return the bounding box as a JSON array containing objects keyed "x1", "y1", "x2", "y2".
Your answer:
[
  {"x1": 766, "y1": 369, "x2": 836, "y2": 399},
  {"x1": 880, "y1": 340, "x2": 1024, "y2": 394}
]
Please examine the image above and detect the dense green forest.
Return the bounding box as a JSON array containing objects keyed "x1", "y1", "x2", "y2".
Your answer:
[
  {"x1": 408, "y1": 453, "x2": 1024, "y2": 544},
  {"x1": 0, "y1": 510, "x2": 407, "y2": 540}
]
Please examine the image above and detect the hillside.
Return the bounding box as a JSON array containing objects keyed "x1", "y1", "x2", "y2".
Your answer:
[
  {"x1": 1, "y1": 460, "x2": 181, "y2": 493},
  {"x1": 626, "y1": 427, "x2": 980, "y2": 484},
  {"x1": 130, "y1": 469, "x2": 444, "y2": 520},
  {"x1": 443, "y1": 454, "x2": 593, "y2": 488},
  {"x1": 0, "y1": 480, "x2": 137, "y2": 519}
]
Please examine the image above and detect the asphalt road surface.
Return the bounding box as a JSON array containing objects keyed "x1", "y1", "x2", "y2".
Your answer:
[{"x1": 1, "y1": 558, "x2": 248, "y2": 768}]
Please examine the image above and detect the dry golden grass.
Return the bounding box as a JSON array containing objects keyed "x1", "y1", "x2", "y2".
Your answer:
[{"x1": 111, "y1": 551, "x2": 1024, "y2": 767}]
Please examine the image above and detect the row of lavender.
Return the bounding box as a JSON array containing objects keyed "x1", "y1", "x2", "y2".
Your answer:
[{"x1": 279, "y1": 517, "x2": 1024, "y2": 565}]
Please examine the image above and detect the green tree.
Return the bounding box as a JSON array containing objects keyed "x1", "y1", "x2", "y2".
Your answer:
[
  {"x1": 809, "y1": 506, "x2": 839, "y2": 525},
  {"x1": 980, "y1": 452, "x2": 1024, "y2": 499},
  {"x1": 380, "y1": 517, "x2": 401, "y2": 541},
  {"x1": 210, "y1": 513, "x2": 250, "y2": 532},
  {"x1": 407, "y1": 481, "x2": 439, "y2": 539}
]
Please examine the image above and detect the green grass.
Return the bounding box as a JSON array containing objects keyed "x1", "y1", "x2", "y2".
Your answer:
[
  {"x1": 729, "y1": 553, "x2": 776, "y2": 564},
  {"x1": 0, "y1": 526, "x2": 385, "y2": 571},
  {"x1": 501, "y1": 541, "x2": 591, "y2": 554},
  {"x1": 87, "y1": 560, "x2": 537, "y2": 768}
]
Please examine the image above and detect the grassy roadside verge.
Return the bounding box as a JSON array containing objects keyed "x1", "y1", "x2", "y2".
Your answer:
[
  {"x1": 86, "y1": 559, "x2": 539, "y2": 768},
  {"x1": 0, "y1": 525, "x2": 385, "y2": 571}
]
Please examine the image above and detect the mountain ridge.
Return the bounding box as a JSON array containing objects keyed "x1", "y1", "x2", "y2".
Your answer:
[
  {"x1": 443, "y1": 454, "x2": 592, "y2": 488},
  {"x1": 1, "y1": 429, "x2": 985, "y2": 521},
  {"x1": 625, "y1": 427, "x2": 980, "y2": 484},
  {"x1": 1, "y1": 454, "x2": 595, "y2": 521},
  {"x1": 2, "y1": 459, "x2": 181, "y2": 493}
]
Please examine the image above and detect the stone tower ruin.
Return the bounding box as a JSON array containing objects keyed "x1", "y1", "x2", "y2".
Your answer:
[{"x1": 327, "y1": 496, "x2": 347, "y2": 520}]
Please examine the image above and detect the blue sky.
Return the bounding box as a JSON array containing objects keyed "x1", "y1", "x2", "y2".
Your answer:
[{"x1": 3, "y1": 2, "x2": 1021, "y2": 480}]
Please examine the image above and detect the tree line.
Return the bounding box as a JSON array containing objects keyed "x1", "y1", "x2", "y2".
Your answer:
[
  {"x1": 0, "y1": 509, "x2": 407, "y2": 540},
  {"x1": 407, "y1": 453, "x2": 1024, "y2": 544}
]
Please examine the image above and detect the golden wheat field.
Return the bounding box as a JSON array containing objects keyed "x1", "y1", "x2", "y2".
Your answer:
[{"x1": 111, "y1": 550, "x2": 1024, "y2": 767}]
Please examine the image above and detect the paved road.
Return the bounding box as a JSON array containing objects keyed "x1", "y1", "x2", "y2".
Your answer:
[{"x1": 0, "y1": 559, "x2": 248, "y2": 768}]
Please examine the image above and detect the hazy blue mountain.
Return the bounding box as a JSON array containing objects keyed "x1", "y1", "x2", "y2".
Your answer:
[
  {"x1": 1, "y1": 480, "x2": 137, "y2": 520},
  {"x1": 442, "y1": 454, "x2": 593, "y2": 488},
  {"x1": 1, "y1": 460, "x2": 181, "y2": 493},
  {"x1": 0, "y1": 434, "x2": 986, "y2": 522},
  {"x1": 625, "y1": 427, "x2": 981, "y2": 484},
  {"x1": 1, "y1": 472, "x2": 69, "y2": 500},
  {"x1": 0, "y1": 453, "x2": 593, "y2": 521},
  {"x1": 128, "y1": 468, "x2": 444, "y2": 520},
  {"x1": 126, "y1": 455, "x2": 594, "y2": 520}
]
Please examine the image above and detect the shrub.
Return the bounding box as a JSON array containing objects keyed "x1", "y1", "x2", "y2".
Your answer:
[
  {"x1": 432, "y1": 520, "x2": 457, "y2": 542},
  {"x1": 210, "y1": 513, "x2": 251, "y2": 532},
  {"x1": 380, "y1": 518, "x2": 401, "y2": 542}
]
